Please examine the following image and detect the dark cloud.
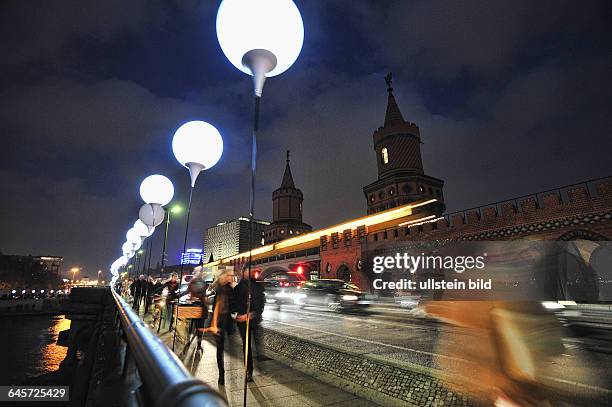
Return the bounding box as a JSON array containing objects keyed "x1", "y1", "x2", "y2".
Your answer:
[{"x1": 1, "y1": 0, "x2": 611, "y2": 276}]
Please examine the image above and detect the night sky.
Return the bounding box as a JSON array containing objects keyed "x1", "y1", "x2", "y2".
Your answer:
[{"x1": 1, "y1": 1, "x2": 611, "y2": 278}]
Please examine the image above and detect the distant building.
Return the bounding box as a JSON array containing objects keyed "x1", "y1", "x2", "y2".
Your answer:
[
  {"x1": 204, "y1": 217, "x2": 270, "y2": 263},
  {"x1": 0, "y1": 254, "x2": 64, "y2": 289},
  {"x1": 264, "y1": 151, "x2": 312, "y2": 244},
  {"x1": 38, "y1": 256, "x2": 64, "y2": 274},
  {"x1": 180, "y1": 249, "x2": 203, "y2": 265}
]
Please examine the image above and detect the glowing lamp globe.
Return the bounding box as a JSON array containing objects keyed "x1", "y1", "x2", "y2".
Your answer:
[
  {"x1": 140, "y1": 174, "x2": 174, "y2": 206},
  {"x1": 172, "y1": 121, "x2": 223, "y2": 186},
  {"x1": 126, "y1": 228, "x2": 141, "y2": 245},
  {"x1": 133, "y1": 219, "x2": 150, "y2": 237},
  {"x1": 139, "y1": 203, "x2": 165, "y2": 227},
  {"x1": 216, "y1": 0, "x2": 304, "y2": 83}
]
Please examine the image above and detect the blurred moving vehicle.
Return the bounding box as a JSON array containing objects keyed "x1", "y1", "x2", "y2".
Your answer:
[
  {"x1": 394, "y1": 295, "x2": 421, "y2": 309},
  {"x1": 294, "y1": 279, "x2": 369, "y2": 313},
  {"x1": 262, "y1": 280, "x2": 299, "y2": 309}
]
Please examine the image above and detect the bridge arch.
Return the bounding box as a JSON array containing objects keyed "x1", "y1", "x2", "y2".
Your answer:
[
  {"x1": 336, "y1": 264, "x2": 352, "y2": 282},
  {"x1": 259, "y1": 265, "x2": 290, "y2": 281},
  {"x1": 557, "y1": 229, "x2": 611, "y2": 301}
]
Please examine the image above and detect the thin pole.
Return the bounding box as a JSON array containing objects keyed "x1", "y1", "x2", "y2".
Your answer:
[
  {"x1": 160, "y1": 210, "x2": 171, "y2": 279},
  {"x1": 142, "y1": 239, "x2": 150, "y2": 275},
  {"x1": 136, "y1": 252, "x2": 142, "y2": 276},
  {"x1": 172, "y1": 185, "x2": 194, "y2": 351},
  {"x1": 146, "y1": 235, "x2": 153, "y2": 275},
  {"x1": 243, "y1": 94, "x2": 261, "y2": 407}
]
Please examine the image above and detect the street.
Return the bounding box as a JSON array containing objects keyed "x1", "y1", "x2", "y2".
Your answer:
[{"x1": 261, "y1": 302, "x2": 612, "y2": 404}]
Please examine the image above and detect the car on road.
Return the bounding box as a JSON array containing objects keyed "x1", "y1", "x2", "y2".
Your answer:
[
  {"x1": 294, "y1": 279, "x2": 369, "y2": 313},
  {"x1": 262, "y1": 280, "x2": 300, "y2": 309}
]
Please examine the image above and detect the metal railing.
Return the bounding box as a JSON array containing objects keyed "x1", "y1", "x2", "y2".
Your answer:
[{"x1": 111, "y1": 289, "x2": 227, "y2": 407}]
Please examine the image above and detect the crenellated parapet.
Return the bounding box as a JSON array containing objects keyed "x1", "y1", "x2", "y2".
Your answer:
[{"x1": 377, "y1": 177, "x2": 612, "y2": 242}]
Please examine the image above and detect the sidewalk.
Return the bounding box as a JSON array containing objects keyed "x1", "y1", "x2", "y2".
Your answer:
[{"x1": 141, "y1": 307, "x2": 376, "y2": 407}]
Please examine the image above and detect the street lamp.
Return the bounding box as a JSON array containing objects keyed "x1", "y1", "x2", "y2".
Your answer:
[
  {"x1": 71, "y1": 267, "x2": 79, "y2": 282},
  {"x1": 171, "y1": 120, "x2": 223, "y2": 350},
  {"x1": 216, "y1": 1, "x2": 303, "y2": 398}
]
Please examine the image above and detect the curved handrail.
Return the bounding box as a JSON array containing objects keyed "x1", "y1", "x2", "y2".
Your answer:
[{"x1": 111, "y1": 290, "x2": 227, "y2": 407}]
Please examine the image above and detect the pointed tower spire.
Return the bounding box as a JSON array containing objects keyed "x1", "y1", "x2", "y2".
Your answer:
[
  {"x1": 384, "y1": 72, "x2": 405, "y2": 127},
  {"x1": 266, "y1": 150, "x2": 312, "y2": 244},
  {"x1": 280, "y1": 149, "x2": 295, "y2": 188}
]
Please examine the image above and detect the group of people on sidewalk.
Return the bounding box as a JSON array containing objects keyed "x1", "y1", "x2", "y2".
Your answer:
[
  {"x1": 188, "y1": 265, "x2": 265, "y2": 386},
  {"x1": 117, "y1": 273, "x2": 180, "y2": 328},
  {"x1": 119, "y1": 265, "x2": 265, "y2": 386}
]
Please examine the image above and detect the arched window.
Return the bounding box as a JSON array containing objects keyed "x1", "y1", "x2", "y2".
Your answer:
[{"x1": 381, "y1": 147, "x2": 389, "y2": 164}]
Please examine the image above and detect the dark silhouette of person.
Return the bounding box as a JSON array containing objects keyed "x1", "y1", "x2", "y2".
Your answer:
[{"x1": 232, "y1": 265, "x2": 265, "y2": 382}]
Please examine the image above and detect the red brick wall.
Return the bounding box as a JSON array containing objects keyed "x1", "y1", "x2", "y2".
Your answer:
[{"x1": 321, "y1": 179, "x2": 612, "y2": 291}]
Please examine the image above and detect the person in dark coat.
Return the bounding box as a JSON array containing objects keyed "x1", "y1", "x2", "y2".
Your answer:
[
  {"x1": 232, "y1": 264, "x2": 265, "y2": 382},
  {"x1": 144, "y1": 276, "x2": 155, "y2": 314},
  {"x1": 129, "y1": 279, "x2": 135, "y2": 298},
  {"x1": 162, "y1": 273, "x2": 179, "y2": 330},
  {"x1": 133, "y1": 274, "x2": 145, "y2": 312},
  {"x1": 187, "y1": 271, "x2": 209, "y2": 350}
]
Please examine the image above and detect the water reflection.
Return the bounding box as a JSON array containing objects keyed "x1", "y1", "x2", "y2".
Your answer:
[
  {"x1": 38, "y1": 316, "x2": 70, "y2": 375},
  {"x1": 0, "y1": 314, "x2": 70, "y2": 384}
]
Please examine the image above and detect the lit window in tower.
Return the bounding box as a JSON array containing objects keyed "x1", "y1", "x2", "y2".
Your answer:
[{"x1": 381, "y1": 147, "x2": 389, "y2": 164}]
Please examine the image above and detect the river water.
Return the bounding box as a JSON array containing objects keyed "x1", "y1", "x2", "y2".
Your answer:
[{"x1": 0, "y1": 314, "x2": 70, "y2": 385}]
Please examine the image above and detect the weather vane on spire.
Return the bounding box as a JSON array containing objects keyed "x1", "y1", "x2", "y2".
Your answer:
[
  {"x1": 385, "y1": 72, "x2": 393, "y2": 92},
  {"x1": 286, "y1": 149, "x2": 290, "y2": 164}
]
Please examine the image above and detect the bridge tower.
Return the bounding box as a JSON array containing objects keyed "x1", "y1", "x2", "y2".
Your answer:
[
  {"x1": 363, "y1": 73, "x2": 445, "y2": 215},
  {"x1": 264, "y1": 151, "x2": 312, "y2": 244}
]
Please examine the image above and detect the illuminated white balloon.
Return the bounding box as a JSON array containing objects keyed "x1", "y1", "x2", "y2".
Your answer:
[
  {"x1": 139, "y1": 174, "x2": 174, "y2": 206},
  {"x1": 139, "y1": 203, "x2": 165, "y2": 227},
  {"x1": 216, "y1": 0, "x2": 304, "y2": 78},
  {"x1": 172, "y1": 121, "x2": 223, "y2": 187},
  {"x1": 126, "y1": 228, "x2": 141, "y2": 245},
  {"x1": 133, "y1": 219, "x2": 150, "y2": 237},
  {"x1": 122, "y1": 242, "x2": 133, "y2": 256}
]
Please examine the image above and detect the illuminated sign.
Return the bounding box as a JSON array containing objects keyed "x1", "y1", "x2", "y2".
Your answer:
[{"x1": 181, "y1": 248, "x2": 203, "y2": 265}]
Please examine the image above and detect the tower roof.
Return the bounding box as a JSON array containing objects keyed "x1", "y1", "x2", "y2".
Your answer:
[
  {"x1": 383, "y1": 72, "x2": 405, "y2": 127},
  {"x1": 280, "y1": 150, "x2": 295, "y2": 189}
]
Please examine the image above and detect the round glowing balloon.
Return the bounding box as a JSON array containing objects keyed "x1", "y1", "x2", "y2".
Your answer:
[
  {"x1": 139, "y1": 203, "x2": 165, "y2": 227},
  {"x1": 126, "y1": 228, "x2": 141, "y2": 245},
  {"x1": 172, "y1": 121, "x2": 223, "y2": 170},
  {"x1": 122, "y1": 242, "x2": 133, "y2": 256},
  {"x1": 216, "y1": 0, "x2": 304, "y2": 77},
  {"x1": 139, "y1": 174, "x2": 174, "y2": 206},
  {"x1": 133, "y1": 219, "x2": 150, "y2": 237}
]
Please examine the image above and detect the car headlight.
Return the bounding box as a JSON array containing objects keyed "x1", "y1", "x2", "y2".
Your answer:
[{"x1": 342, "y1": 295, "x2": 358, "y2": 301}]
